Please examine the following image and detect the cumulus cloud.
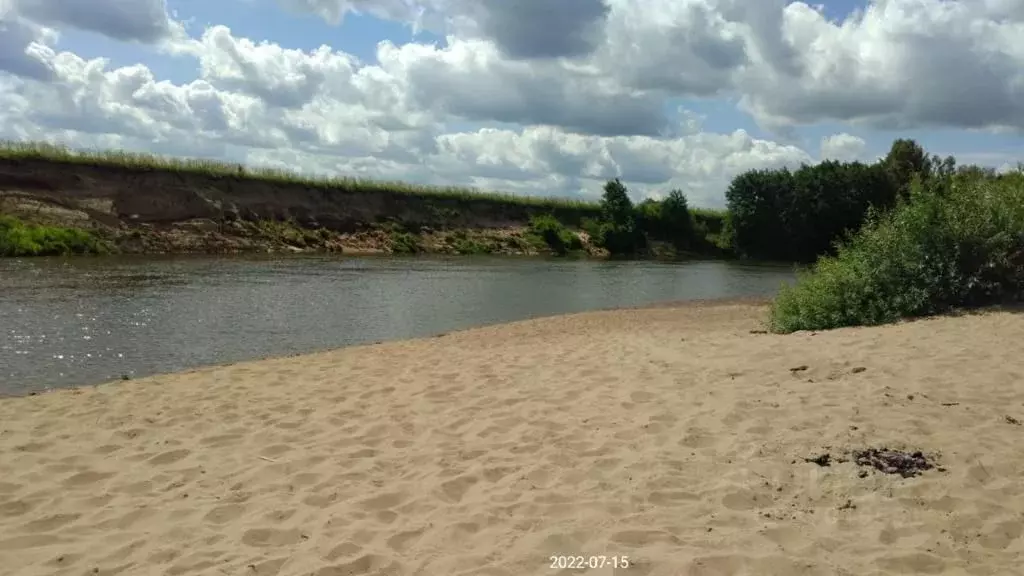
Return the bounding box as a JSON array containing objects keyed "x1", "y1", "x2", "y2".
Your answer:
[
  {"x1": 0, "y1": 8, "x2": 55, "y2": 80},
  {"x1": 1, "y1": 0, "x2": 1021, "y2": 208},
  {"x1": 736, "y1": 0, "x2": 1024, "y2": 132},
  {"x1": 460, "y1": 0, "x2": 611, "y2": 59},
  {"x1": 375, "y1": 37, "x2": 668, "y2": 136},
  {"x1": 282, "y1": 0, "x2": 1024, "y2": 134},
  {"x1": 820, "y1": 133, "x2": 868, "y2": 162},
  {"x1": 11, "y1": 0, "x2": 176, "y2": 43},
  {"x1": 281, "y1": 0, "x2": 611, "y2": 59}
]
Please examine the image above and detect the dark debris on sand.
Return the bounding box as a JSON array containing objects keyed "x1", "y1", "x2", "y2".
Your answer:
[
  {"x1": 804, "y1": 453, "x2": 832, "y2": 467},
  {"x1": 803, "y1": 448, "x2": 939, "y2": 478},
  {"x1": 853, "y1": 448, "x2": 934, "y2": 478}
]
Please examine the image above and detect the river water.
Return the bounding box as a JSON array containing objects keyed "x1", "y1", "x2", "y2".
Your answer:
[{"x1": 0, "y1": 255, "x2": 795, "y2": 395}]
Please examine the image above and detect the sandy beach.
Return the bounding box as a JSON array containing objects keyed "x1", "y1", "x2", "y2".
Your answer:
[{"x1": 1, "y1": 302, "x2": 1022, "y2": 576}]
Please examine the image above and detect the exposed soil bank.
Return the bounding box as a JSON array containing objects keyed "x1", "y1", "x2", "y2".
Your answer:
[{"x1": 0, "y1": 157, "x2": 604, "y2": 256}]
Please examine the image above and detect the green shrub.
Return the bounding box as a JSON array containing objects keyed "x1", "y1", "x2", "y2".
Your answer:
[
  {"x1": 452, "y1": 237, "x2": 494, "y2": 255},
  {"x1": 528, "y1": 214, "x2": 581, "y2": 255},
  {"x1": 0, "y1": 215, "x2": 107, "y2": 256},
  {"x1": 389, "y1": 231, "x2": 422, "y2": 254},
  {"x1": 769, "y1": 172, "x2": 1024, "y2": 332}
]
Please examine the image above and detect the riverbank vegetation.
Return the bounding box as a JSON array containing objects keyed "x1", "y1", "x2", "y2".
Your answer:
[
  {"x1": 769, "y1": 166, "x2": 1024, "y2": 332},
  {"x1": 0, "y1": 215, "x2": 108, "y2": 256}
]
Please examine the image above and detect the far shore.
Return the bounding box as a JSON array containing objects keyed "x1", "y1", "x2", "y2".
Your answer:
[{"x1": 2, "y1": 302, "x2": 1022, "y2": 575}]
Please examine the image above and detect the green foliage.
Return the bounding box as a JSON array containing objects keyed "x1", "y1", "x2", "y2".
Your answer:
[
  {"x1": 634, "y1": 199, "x2": 662, "y2": 238},
  {"x1": 594, "y1": 179, "x2": 645, "y2": 255},
  {"x1": 694, "y1": 209, "x2": 732, "y2": 251},
  {"x1": 601, "y1": 179, "x2": 635, "y2": 228},
  {"x1": 634, "y1": 190, "x2": 699, "y2": 253},
  {"x1": 659, "y1": 190, "x2": 695, "y2": 249},
  {"x1": 255, "y1": 219, "x2": 311, "y2": 247},
  {"x1": 0, "y1": 215, "x2": 108, "y2": 256},
  {"x1": 389, "y1": 231, "x2": 422, "y2": 254},
  {"x1": 528, "y1": 214, "x2": 582, "y2": 255},
  {"x1": 883, "y1": 138, "x2": 930, "y2": 201},
  {"x1": 725, "y1": 168, "x2": 797, "y2": 260},
  {"x1": 451, "y1": 237, "x2": 494, "y2": 255},
  {"x1": 769, "y1": 172, "x2": 1024, "y2": 332},
  {"x1": 726, "y1": 160, "x2": 899, "y2": 262}
]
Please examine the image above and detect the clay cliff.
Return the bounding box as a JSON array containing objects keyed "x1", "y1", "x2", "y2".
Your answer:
[{"x1": 0, "y1": 157, "x2": 602, "y2": 255}]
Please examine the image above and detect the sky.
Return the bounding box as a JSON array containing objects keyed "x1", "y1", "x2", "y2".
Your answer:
[{"x1": 0, "y1": 0, "x2": 1022, "y2": 208}]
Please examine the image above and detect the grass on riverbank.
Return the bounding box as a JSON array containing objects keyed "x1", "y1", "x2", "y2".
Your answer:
[
  {"x1": 769, "y1": 172, "x2": 1024, "y2": 332},
  {"x1": 0, "y1": 215, "x2": 108, "y2": 256}
]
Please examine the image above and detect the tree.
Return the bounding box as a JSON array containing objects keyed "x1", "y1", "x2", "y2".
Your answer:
[
  {"x1": 598, "y1": 179, "x2": 643, "y2": 255},
  {"x1": 601, "y1": 179, "x2": 635, "y2": 230},
  {"x1": 725, "y1": 168, "x2": 795, "y2": 260},
  {"x1": 726, "y1": 160, "x2": 898, "y2": 263},
  {"x1": 660, "y1": 190, "x2": 695, "y2": 249},
  {"x1": 884, "y1": 138, "x2": 930, "y2": 201}
]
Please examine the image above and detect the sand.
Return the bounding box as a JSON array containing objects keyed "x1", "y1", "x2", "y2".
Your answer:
[{"x1": 1, "y1": 303, "x2": 1022, "y2": 576}]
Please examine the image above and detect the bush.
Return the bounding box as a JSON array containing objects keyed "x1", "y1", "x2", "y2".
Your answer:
[
  {"x1": 389, "y1": 231, "x2": 422, "y2": 254},
  {"x1": 528, "y1": 214, "x2": 581, "y2": 255},
  {"x1": 0, "y1": 215, "x2": 108, "y2": 256},
  {"x1": 451, "y1": 236, "x2": 494, "y2": 255},
  {"x1": 769, "y1": 172, "x2": 1024, "y2": 332}
]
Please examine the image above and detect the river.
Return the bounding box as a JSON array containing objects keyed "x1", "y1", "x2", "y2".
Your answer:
[{"x1": 0, "y1": 255, "x2": 795, "y2": 395}]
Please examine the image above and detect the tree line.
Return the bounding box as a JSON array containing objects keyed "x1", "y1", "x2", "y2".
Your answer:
[{"x1": 569, "y1": 138, "x2": 1016, "y2": 263}]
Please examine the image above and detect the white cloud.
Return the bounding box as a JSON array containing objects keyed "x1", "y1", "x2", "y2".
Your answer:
[
  {"x1": 11, "y1": 0, "x2": 177, "y2": 43},
  {"x1": 0, "y1": 0, "x2": 1021, "y2": 209},
  {"x1": 736, "y1": 0, "x2": 1024, "y2": 132},
  {"x1": 820, "y1": 133, "x2": 867, "y2": 162}
]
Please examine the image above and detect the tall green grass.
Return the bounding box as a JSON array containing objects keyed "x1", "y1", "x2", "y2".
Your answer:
[
  {"x1": 0, "y1": 140, "x2": 597, "y2": 210},
  {"x1": 769, "y1": 172, "x2": 1024, "y2": 332},
  {"x1": 0, "y1": 215, "x2": 108, "y2": 256}
]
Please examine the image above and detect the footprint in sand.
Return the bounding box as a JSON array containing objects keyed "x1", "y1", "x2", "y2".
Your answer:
[
  {"x1": 20, "y1": 513, "x2": 80, "y2": 532},
  {"x1": 610, "y1": 529, "x2": 681, "y2": 546},
  {"x1": 247, "y1": 557, "x2": 288, "y2": 575},
  {"x1": 877, "y1": 552, "x2": 946, "y2": 574},
  {"x1": 63, "y1": 470, "x2": 114, "y2": 487},
  {"x1": 647, "y1": 491, "x2": 699, "y2": 505},
  {"x1": 241, "y1": 527, "x2": 305, "y2": 547},
  {"x1": 376, "y1": 510, "x2": 399, "y2": 524},
  {"x1": 203, "y1": 504, "x2": 246, "y2": 525},
  {"x1": 630, "y1": 391, "x2": 656, "y2": 403},
  {"x1": 325, "y1": 542, "x2": 362, "y2": 561},
  {"x1": 386, "y1": 529, "x2": 424, "y2": 553},
  {"x1": 314, "y1": 554, "x2": 396, "y2": 576},
  {"x1": 199, "y1": 433, "x2": 243, "y2": 447},
  {"x1": 0, "y1": 481, "x2": 22, "y2": 493},
  {"x1": 721, "y1": 490, "x2": 761, "y2": 511},
  {"x1": 260, "y1": 444, "x2": 292, "y2": 459},
  {"x1": 979, "y1": 520, "x2": 1023, "y2": 550},
  {"x1": 359, "y1": 492, "x2": 406, "y2": 510},
  {"x1": 0, "y1": 534, "x2": 64, "y2": 551},
  {"x1": 148, "y1": 449, "x2": 191, "y2": 466},
  {"x1": 14, "y1": 441, "x2": 50, "y2": 452},
  {"x1": 0, "y1": 499, "x2": 34, "y2": 517},
  {"x1": 439, "y1": 475, "x2": 480, "y2": 503}
]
